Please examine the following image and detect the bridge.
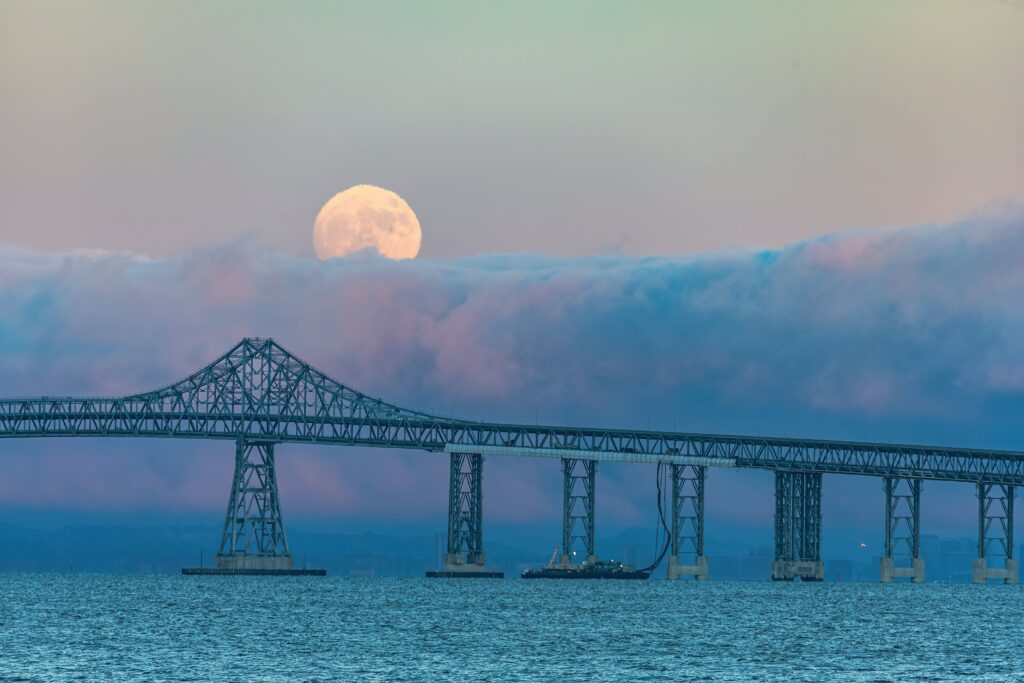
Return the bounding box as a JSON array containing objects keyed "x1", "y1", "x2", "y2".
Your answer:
[{"x1": 1, "y1": 337, "x2": 1019, "y2": 582}]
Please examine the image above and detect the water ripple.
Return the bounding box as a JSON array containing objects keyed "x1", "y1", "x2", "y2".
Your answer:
[{"x1": 0, "y1": 576, "x2": 1020, "y2": 681}]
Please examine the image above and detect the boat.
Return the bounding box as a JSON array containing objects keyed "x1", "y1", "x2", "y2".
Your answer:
[{"x1": 521, "y1": 558, "x2": 650, "y2": 580}]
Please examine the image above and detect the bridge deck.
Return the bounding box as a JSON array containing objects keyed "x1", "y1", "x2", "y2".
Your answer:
[{"x1": 2, "y1": 337, "x2": 1022, "y2": 484}]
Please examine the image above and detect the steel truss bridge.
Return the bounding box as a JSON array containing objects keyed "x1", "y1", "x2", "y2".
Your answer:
[{"x1": 0, "y1": 338, "x2": 1018, "y2": 582}]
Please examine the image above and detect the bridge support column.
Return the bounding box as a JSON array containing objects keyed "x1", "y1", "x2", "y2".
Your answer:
[
  {"x1": 880, "y1": 477, "x2": 925, "y2": 583},
  {"x1": 560, "y1": 458, "x2": 596, "y2": 566},
  {"x1": 972, "y1": 483, "x2": 1018, "y2": 585},
  {"x1": 771, "y1": 471, "x2": 824, "y2": 581},
  {"x1": 667, "y1": 464, "x2": 708, "y2": 581},
  {"x1": 184, "y1": 440, "x2": 323, "y2": 575},
  {"x1": 217, "y1": 440, "x2": 291, "y2": 570},
  {"x1": 428, "y1": 452, "x2": 502, "y2": 577},
  {"x1": 185, "y1": 439, "x2": 325, "y2": 575}
]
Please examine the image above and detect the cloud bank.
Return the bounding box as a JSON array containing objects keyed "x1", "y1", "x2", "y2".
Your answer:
[{"x1": 1, "y1": 207, "x2": 1023, "y2": 530}]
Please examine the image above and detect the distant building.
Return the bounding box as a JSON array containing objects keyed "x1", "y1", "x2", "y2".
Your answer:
[
  {"x1": 920, "y1": 535, "x2": 975, "y2": 582},
  {"x1": 708, "y1": 546, "x2": 773, "y2": 581}
]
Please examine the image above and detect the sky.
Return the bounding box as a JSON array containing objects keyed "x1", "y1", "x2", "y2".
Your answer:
[
  {"x1": 1, "y1": 1, "x2": 1023, "y2": 565},
  {"x1": 2, "y1": 1, "x2": 1022, "y2": 257}
]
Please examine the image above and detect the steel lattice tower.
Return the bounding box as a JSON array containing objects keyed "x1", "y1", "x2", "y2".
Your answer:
[
  {"x1": 561, "y1": 458, "x2": 596, "y2": 565},
  {"x1": 667, "y1": 464, "x2": 708, "y2": 580},
  {"x1": 771, "y1": 471, "x2": 824, "y2": 581},
  {"x1": 973, "y1": 483, "x2": 1018, "y2": 584},
  {"x1": 881, "y1": 477, "x2": 924, "y2": 582},
  {"x1": 216, "y1": 440, "x2": 293, "y2": 570},
  {"x1": 445, "y1": 452, "x2": 485, "y2": 568}
]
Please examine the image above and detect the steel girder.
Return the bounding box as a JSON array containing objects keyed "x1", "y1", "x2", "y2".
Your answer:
[
  {"x1": 3, "y1": 338, "x2": 1024, "y2": 485},
  {"x1": 446, "y1": 452, "x2": 484, "y2": 565},
  {"x1": 217, "y1": 440, "x2": 290, "y2": 562},
  {"x1": 561, "y1": 458, "x2": 596, "y2": 564}
]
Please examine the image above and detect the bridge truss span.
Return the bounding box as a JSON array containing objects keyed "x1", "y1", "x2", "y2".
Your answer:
[
  {"x1": 2, "y1": 337, "x2": 1022, "y2": 581},
  {"x1": 1, "y1": 338, "x2": 1023, "y2": 486}
]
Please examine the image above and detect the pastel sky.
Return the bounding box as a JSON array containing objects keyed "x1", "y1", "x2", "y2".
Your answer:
[
  {"x1": 2, "y1": 208, "x2": 1024, "y2": 543},
  {"x1": 1, "y1": 2, "x2": 1023, "y2": 557},
  {"x1": 1, "y1": 1, "x2": 1022, "y2": 257}
]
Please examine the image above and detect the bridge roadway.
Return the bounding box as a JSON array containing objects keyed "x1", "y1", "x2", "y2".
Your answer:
[{"x1": 0, "y1": 338, "x2": 1019, "y2": 582}]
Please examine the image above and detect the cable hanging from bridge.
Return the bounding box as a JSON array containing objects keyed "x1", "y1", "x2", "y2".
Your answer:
[{"x1": 638, "y1": 461, "x2": 671, "y2": 574}]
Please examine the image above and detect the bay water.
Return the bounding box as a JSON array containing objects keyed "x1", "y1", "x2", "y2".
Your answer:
[{"x1": 0, "y1": 575, "x2": 1020, "y2": 681}]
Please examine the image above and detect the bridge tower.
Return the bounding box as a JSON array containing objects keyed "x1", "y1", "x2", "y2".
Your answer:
[
  {"x1": 217, "y1": 440, "x2": 290, "y2": 570},
  {"x1": 771, "y1": 471, "x2": 824, "y2": 581},
  {"x1": 972, "y1": 483, "x2": 1018, "y2": 584},
  {"x1": 880, "y1": 477, "x2": 925, "y2": 583},
  {"x1": 560, "y1": 458, "x2": 597, "y2": 566},
  {"x1": 183, "y1": 440, "x2": 323, "y2": 575},
  {"x1": 667, "y1": 464, "x2": 709, "y2": 580},
  {"x1": 427, "y1": 452, "x2": 502, "y2": 577}
]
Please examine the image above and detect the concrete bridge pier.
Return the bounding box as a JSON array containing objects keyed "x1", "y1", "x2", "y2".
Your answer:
[
  {"x1": 771, "y1": 471, "x2": 824, "y2": 581},
  {"x1": 560, "y1": 458, "x2": 597, "y2": 566},
  {"x1": 880, "y1": 477, "x2": 925, "y2": 583},
  {"x1": 427, "y1": 452, "x2": 502, "y2": 577},
  {"x1": 667, "y1": 464, "x2": 708, "y2": 581},
  {"x1": 972, "y1": 483, "x2": 1018, "y2": 584}
]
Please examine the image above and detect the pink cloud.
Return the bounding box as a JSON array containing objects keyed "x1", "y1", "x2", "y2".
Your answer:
[{"x1": 1, "y1": 205, "x2": 1023, "y2": 523}]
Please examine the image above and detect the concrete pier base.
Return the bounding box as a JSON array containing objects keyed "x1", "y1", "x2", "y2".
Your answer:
[
  {"x1": 771, "y1": 559, "x2": 825, "y2": 582},
  {"x1": 667, "y1": 555, "x2": 709, "y2": 581},
  {"x1": 972, "y1": 557, "x2": 1019, "y2": 584},
  {"x1": 184, "y1": 553, "x2": 326, "y2": 576},
  {"x1": 880, "y1": 556, "x2": 925, "y2": 583},
  {"x1": 425, "y1": 568, "x2": 504, "y2": 578},
  {"x1": 216, "y1": 554, "x2": 295, "y2": 571},
  {"x1": 425, "y1": 553, "x2": 503, "y2": 578},
  {"x1": 182, "y1": 567, "x2": 326, "y2": 576}
]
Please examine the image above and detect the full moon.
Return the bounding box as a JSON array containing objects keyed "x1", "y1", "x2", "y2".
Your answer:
[{"x1": 313, "y1": 185, "x2": 422, "y2": 260}]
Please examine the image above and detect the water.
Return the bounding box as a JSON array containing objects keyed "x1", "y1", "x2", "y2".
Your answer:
[{"x1": 0, "y1": 575, "x2": 1020, "y2": 682}]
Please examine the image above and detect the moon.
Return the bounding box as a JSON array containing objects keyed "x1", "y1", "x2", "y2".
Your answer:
[{"x1": 313, "y1": 185, "x2": 422, "y2": 260}]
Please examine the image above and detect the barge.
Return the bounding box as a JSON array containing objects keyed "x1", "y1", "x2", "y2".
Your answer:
[{"x1": 522, "y1": 558, "x2": 649, "y2": 580}]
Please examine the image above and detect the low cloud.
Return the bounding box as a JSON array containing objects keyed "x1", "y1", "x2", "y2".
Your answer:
[{"x1": 1, "y1": 206, "x2": 1023, "y2": 530}]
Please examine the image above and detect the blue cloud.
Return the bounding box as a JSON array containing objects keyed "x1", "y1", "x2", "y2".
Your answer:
[{"x1": 0, "y1": 207, "x2": 1023, "y2": 529}]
